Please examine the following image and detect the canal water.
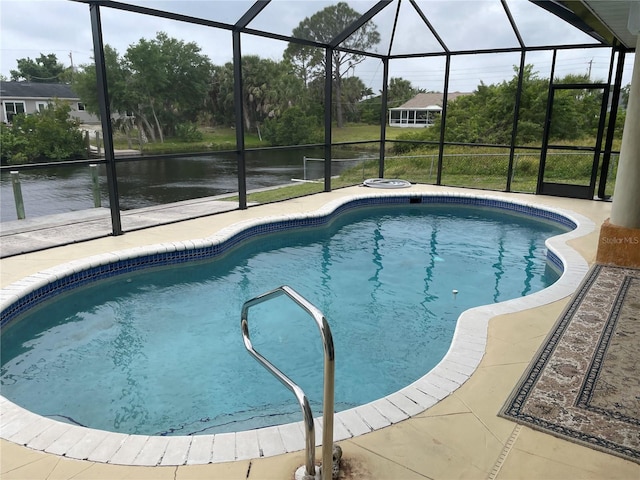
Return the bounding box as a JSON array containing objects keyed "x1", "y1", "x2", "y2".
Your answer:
[{"x1": 1, "y1": 148, "x2": 369, "y2": 223}]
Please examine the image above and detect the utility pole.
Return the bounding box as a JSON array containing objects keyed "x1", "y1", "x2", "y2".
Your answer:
[
  {"x1": 69, "y1": 51, "x2": 74, "y2": 81},
  {"x1": 587, "y1": 58, "x2": 593, "y2": 79}
]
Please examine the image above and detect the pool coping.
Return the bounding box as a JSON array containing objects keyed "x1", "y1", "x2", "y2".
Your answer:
[{"x1": 0, "y1": 192, "x2": 594, "y2": 466}]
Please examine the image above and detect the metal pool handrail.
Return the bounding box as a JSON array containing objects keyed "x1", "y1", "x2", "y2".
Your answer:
[{"x1": 241, "y1": 285, "x2": 335, "y2": 480}]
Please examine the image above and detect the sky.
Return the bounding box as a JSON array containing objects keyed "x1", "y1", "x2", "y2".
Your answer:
[{"x1": 0, "y1": 0, "x2": 636, "y2": 93}]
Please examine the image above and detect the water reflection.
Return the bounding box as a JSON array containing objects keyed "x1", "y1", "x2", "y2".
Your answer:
[
  {"x1": 0, "y1": 148, "x2": 366, "y2": 222},
  {"x1": 111, "y1": 305, "x2": 149, "y2": 433}
]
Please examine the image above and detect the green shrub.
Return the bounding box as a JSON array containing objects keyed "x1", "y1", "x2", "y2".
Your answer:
[
  {"x1": 262, "y1": 107, "x2": 323, "y2": 146},
  {"x1": 0, "y1": 123, "x2": 28, "y2": 164},
  {"x1": 391, "y1": 127, "x2": 439, "y2": 154},
  {"x1": 1, "y1": 100, "x2": 86, "y2": 163},
  {"x1": 174, "y1": 122, "x2": 204, "y2": 142}
]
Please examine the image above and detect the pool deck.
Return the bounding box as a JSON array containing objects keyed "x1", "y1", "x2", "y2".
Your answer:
[{"x1": 1, "y1": 184, "x2": 639, "y2": 480}]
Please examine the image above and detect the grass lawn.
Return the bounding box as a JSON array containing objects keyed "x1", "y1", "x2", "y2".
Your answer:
[
  {"x1": 112, "y1": 124, "x2": 408, "y2": 153},
  {"x1": 331, "y1": 124, "x2": 406, "y2": 143},
  {"x1": 113, "y1": 127, "x2": 264, "y2": 153}
]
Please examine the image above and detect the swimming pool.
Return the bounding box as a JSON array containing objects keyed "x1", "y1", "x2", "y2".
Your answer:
[{"x1": 0, "y1": 192, "x2": 593, "y2": 465}]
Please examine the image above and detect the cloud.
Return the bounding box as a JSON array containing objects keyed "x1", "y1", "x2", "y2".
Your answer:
[{"x1": 1, "y1": 1, "x2": 94, "y2": 74}]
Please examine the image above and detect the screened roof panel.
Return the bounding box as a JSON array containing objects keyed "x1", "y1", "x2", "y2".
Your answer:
[
  {"x1": 506, "y1": 0, "x2": 602, "y2": 47},
  {"x1": 338, "y1": 17, "x2": 386, "y2": 55},
  {"x1": 98, "y1": 5, "x2": 235, "y2": 66},
  {"x1": 120, "y1": 0, "x2": 256, "y2": 25},
  {"x1": 249, "y1": 1, "x2": 382, "y2": 43},
  {"x1": 371, "y1": 0, "x2": 446, "y2": 56},
  {"x1": 386, "y1": 56, "x2": 448, "y2": 92},
  {"x1": 68, "y1": 0, "x2": 622, "y2": 55},
  {"x1": 248, "y1": 1, "x2": 334, "y2": 39},
  {"x1": 414, "y1": 0, "x2": 520, "y2": 52},
  {"x1": 446, "y1": 51, "x2": 523, "y2": 91}
]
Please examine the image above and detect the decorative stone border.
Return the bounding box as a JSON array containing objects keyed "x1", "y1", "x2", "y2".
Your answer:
[{"x1": 0, "y1": 193, "x2": 594, "y2": 466}]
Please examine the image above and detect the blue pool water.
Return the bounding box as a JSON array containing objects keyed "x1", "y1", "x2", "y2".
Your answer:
[{"x1": 0, "y1": 204, "x2": 565, "y2": 436}]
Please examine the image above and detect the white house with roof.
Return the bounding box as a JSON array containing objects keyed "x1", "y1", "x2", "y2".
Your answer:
[
  {"x1": 388, "y1": 92, "x2": 470, "y2": 127},
  {"x1": 0, "y1": 81, "x2": 99, "y2": 124}
]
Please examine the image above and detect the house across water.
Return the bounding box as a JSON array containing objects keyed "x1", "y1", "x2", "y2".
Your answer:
[
  {"x1": 388, "y1": 92, "x2": 470, "y2": 128},
  {"x1": 0, "y1": 81, "x2": 99, "y2": 124}
]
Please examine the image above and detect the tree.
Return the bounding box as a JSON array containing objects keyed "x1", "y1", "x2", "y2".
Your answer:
[
  {"x1": 551, "y1": 73, "x2": 603, "y2": 140},
  {"x1": 208, "y1": 56, "x2": 306, "y2": 134},
  {"x1": 72, "y1": 33, "x2": 213, "y2": 143},
  {"x1": 72, "y1": 45, "x2": 129, "y2": 117},
  {"x1": 620, "y1": 83, "x2": 631, "y2": 109},
  {"x1": 10, "y1": 54, "x2": 71, "y2": 83},
  {"x1": 341, "y1": 76, "x2": 370, "y2": 123},
  {"x1": 208, "y1": 63, "x2": 235, "y2": 127},
  {"x1": 73, "y1": 44, "x2": 151, "y2": 143},
  {"x1": 359, "y1": 77, "x2": 424, "y2": 124},
  {"x1": 284, "y1": 2, "x2": 381, "y2": 128},
  {"x1": 239, "y1": 56, "x2": 298, "y2": 134},
  {"x1": 508, "y1": 65, "x2": 549, "y2": 144},
  {"x1": 124, "y1": 32, "x2": 213, "y2": 142},
  {"x1": 262, "y1": 106, "x2": 323, "y2": 146},
  {"x1": 443, "y1": 67, "x2": 606, "y2": 144},
  {"x1": 387, "y1": 77, "x2": 423, "y2": 107},
  {"x1": 393, "y1": 65, "x2": 607, "y2": 152}
]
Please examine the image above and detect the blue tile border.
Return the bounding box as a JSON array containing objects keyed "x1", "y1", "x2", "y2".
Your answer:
[{"x1": 1, "y1": 194, "x2": 574, "y2": 329}]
